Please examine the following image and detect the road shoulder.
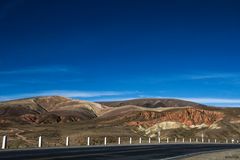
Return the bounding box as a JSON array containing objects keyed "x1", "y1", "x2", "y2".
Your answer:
[{"x1": 179, "y1": 149, "x2": 240, "y2": 160}]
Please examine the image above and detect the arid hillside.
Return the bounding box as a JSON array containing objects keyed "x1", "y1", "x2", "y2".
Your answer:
[
  {"x1": 0, "y1": 96, "x2": 240, "y2": 148},
  {"x1": 0, "y1": 96, "x2": 110, "y2": 124},
  {"x1": 98, "y1": 98, "x2": 206, "y2": 108}
]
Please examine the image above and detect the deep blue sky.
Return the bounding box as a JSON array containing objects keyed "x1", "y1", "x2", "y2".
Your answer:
[{"x1": 1, "y1": 0, "x2": 240, "y2": 106}]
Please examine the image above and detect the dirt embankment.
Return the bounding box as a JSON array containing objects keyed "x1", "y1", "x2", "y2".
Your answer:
[{"x1": 128, "y1": 108, "x2": 224, "y2": 127}]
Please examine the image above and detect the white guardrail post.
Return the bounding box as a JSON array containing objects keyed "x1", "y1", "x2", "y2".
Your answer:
[
  {"x1": 201, "y1": 133, "x2": 204, "y2": 143},
  {"x1": 87, "y1": 137, "x2": 90, "y2": 146},
  {"x1": 189, "y1": 138, "x2": 191, "y2": 143},
  {"x1": 167, "y1": 138, "x2": 169, "y2": 143},
  {"x1": 175, "y1": 138, "x2": 177, "y2": 143},
  {"x1": 118, "y1": 137, "x2": 121, "y2": 145},
  {"x1": 158, "y1": 137, "x2": 161, "y2": 143},
  {"x1": 104, "y1": 137, "x2": 107, "y2": 146},
  {"x1": 148, "y1": 137, "x2": 151, "y2": 144},
  {"x1": 139, "y1": 137, "x2": 142, "y2": 144},
  {"x1": 38, "y1": 136, "x2": 42, "y2": 148},
  {"x1": 66, "y1": 136, "x2": 69, "y2": 147},
  {"x1": 1, "y1": 135, "x2": 7, "y2": 149},
  {"x1": 129, "y1": 137, "x2": 132, "y2": 144},
  {"x1": 182, "y1": 138, "x2": 184, "y2": 143}
]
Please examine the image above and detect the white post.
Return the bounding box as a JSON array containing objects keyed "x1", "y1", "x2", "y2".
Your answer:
[
  {"x1": 189, "y1": 138, "x2": 192, "y2": 143},
  {"x1": 215, "y1": 139, "x2": 217, "y2": 143},
  {"x1": 175, "y1": 138, "x2": 177, "y2": 143},
  {"x1": 237, "y1": 140, "x2": 239, "y2": 144},
  {"x1": 158, "y1": 130, "x2": 161, "y2": 143},
  {"x1": 66, "y1": 136, "x2": 69, "y2": 147},
  {"x1": 118, "y1": 137, "x2": 121, "y2": 145},
  {"x1": 148, "y1": 137, "x2": 151, "y2": 144},
  {"x1": 226, "y1": 139, "x2": 228, "y2": 143},
  {"x1": 1, "y1": 136, "x2": 7, "y2": 149},
  {"x1": 104, "y1": 137, "x2": 107, "y2": 146},
  {"x1": 232, "y1": 139, "x2": 234, "y2": 144},
  {"x1": 38, "y1": 136, "x2": 42, "y2": 148},
  {"x1": 167, "y1": 138, "x2": 169, "y2": 143},
  {"x1": 182, "y1": 138, "x2": 185, "y2": 143},
  {"x1": 196, "y1": 138, "x2": 198, "y2": 143},
  {"x1": 129, "y1": 137, "x2": 132, "y2": 144},
  {"x1": 208, "y1": 139, "x2": 210, "y2": 143},
  {"x1": 87, "y1": 137, "x2": 90, "y2": 146},
  {"x1": 201, "y1": 133, "x2": 204, "y2": 143},
  {"x1": 139, "y1": 137, "x2": 142, "y2": 144}
]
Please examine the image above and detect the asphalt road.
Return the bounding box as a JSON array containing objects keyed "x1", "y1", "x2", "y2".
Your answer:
[{"x1": 0, "y1": 144, "x2": 240, "y2": 160}]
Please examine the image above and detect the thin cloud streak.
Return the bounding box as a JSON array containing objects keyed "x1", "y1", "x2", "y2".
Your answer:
[
  {"x1": 0, "y1": 96, "x2": 9, "y2": 101},
  {"x1": 185, "y1": 73, "x2": 239, "y2": 80},
  {"x1": 1, "y1": 91, "x2": 240, "y2": 107},
  {"x1": 93, "y1": 97, "x2": 142, "y2": 102},
  {"x1": 181, "y1": 97, "x2": 240, "y2": 104},
  {"x1": 118, "y1": 72, "x2": 240, "y2": 85},
  {"x1": 39, "y1": 90, "x2": 129, "y2": 98},
  {"x1": 0, "y1": 90, "x2": 137, "y2": 101},
  {"x1": 0, "y1": 66, "x2": 78, "y2": 74}
]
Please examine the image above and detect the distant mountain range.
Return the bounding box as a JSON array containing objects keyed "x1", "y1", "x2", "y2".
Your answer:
[
  {"x1": 98, "y1": 98, "x2": 206, "y2": 108},
  {"x1": 0, "y1": 96, "x2": 240, "y2": 148}
]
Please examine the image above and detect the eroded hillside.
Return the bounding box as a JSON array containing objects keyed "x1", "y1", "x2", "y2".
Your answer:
[
  {"x1": 0, "y1": 96, "x2": 240, "y2": 148},
  {"x1": 0, "y1": 96, "x2": 110, "y2": 124}
]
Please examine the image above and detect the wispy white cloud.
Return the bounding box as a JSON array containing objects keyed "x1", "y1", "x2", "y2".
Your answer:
[
  {"x1": 0, "y1": 66, "x2": 78, "y2": 75},
  {"x1": 0, "y1": 96, "x2": 9, "y2": 101},
  {"x1": 118, "y1": 72, "x2": 240, "y2": 85},
  {"x1": 184, "y1": 73, "x2": 239, "y2": 80},
  {"x1": 37, "y1": 90, "x2": 128, "y2": 98},
  {"x1": 180, "y1": 97, "x2": 240, "y2": 104},
  {"x1": 92, "y1": 96, "x2": 143, "y2": 102},
  {"x1": 14, "y1": 78, "x2": 85, "y2": 84},
  {"x1": 0, "y1": 90, "x2": 137, "y2": 101},
  {"x1": 1, "y1": 91, "x2": 240, "y2": 107}
]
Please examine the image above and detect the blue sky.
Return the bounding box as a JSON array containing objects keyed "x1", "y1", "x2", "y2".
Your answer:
[{"x1": 0, "y1": 0, "x2": 240, "y2": 106}]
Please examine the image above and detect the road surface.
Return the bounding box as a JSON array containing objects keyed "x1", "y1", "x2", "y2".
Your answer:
[{"x1": 0, "y1": 144, "x2": 240, "y2": 160}]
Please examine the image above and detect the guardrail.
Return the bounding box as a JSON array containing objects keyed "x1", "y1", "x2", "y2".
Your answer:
[{"x1": 1, "y1": 135, "x2": 239, "y2": 150}]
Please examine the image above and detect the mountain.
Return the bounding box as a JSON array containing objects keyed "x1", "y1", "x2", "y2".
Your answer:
[
  {"x1": 0, "y1": 96, "x2": 240, "y2": 148},
  {"x1": 98, "y1": 98, "x2": 206, "y2": 108},
  {"x1": 0, "y1": 96, "x2": 110, "y2": 124}
]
